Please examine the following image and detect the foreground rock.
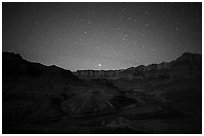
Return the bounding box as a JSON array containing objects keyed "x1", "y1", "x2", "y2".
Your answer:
[
  {"x1": 2, "y1": 52, "x2": 120, "y2": 127},
  {"x1": 61, "y1": 89, "x2": 115, "y2": 117}
]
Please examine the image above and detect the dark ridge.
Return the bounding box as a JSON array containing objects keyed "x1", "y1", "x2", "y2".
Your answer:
[{"x1": 2, "y1": 52, "x2": 81, "y2": 82}]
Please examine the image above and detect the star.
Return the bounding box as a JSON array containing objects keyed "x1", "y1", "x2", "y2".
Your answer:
[
  {"x1": 152, "y1": 48, "x2": 157, "y2": 52},
  {"x1": 175, "y1": 27, "x2": 182, "y2": 32},
  {"x1": 84, "y1": 31, "x2": 87, "y2": 34},
  {"x1": 34, "y1": 21, "x2": 39, "y2": 24},
  {"x1": 121, "y1": 8, "x2": 126, "y2": 12},
  {"x1": 98, "y1": 64, "x2": 101, "y2": 67}
]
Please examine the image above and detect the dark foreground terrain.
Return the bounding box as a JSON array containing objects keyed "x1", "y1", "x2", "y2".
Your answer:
[{"x1": 2, "y1": 52, "x2": 202, "y2": 134}]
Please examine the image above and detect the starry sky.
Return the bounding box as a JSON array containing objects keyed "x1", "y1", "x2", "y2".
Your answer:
[{"x1": 2, "y1": 2, "x2": 202, "y2": 71}]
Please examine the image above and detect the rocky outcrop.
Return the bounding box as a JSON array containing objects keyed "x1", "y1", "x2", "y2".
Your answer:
[
  {"x1": 73, "y1": 69, "x2": 144, "y2": 80},
  {"x1": 61, "y1": 89, "x2": 114, "y2": 117},
  {"x1": 73, "y1": 52, "x2": 202, "y2": 80},
  {"x1": 2, "y1": 52, "x2": 121, "y2": 123},
  {"x1": 3, "y1": 52, "x2": 80, "y2": 82},
  {"x1": 3, "y1": 52, "x2": 82, "y2": 124}
]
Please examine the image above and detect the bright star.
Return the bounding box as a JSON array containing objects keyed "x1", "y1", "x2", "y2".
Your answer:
[{"x1": 99, "y1": 64, "x2": 101, "y2": 67}]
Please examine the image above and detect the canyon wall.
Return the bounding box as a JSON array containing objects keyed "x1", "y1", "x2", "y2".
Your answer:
[{"x1": 73, "y1": 53, "x2": 202, "y2": 80}]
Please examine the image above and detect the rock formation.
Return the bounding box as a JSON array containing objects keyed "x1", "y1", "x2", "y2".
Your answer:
[
  {"x1": 73, "y1": 52, "x2": 202, "y2": 80},
  {"x1": 2, "y1": 52, "x2": 120, "y2": 123},
  {"x1": 2, "y1": 52, "x2": 202, "y2": 133}
]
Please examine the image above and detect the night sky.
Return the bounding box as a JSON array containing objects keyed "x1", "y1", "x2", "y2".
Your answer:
[{"x1": 2, "y1": 2, "x2": 202, "y2": 71}]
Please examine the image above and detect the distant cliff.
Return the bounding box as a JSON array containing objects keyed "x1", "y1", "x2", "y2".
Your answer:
[{"x1": 73, "y1": 52, "x2": 202, "y2": 80}]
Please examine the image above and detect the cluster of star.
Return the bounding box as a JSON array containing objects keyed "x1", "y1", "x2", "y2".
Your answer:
[{"x1": 3, "y1": 2, "x2": 201, "y2": 70}]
